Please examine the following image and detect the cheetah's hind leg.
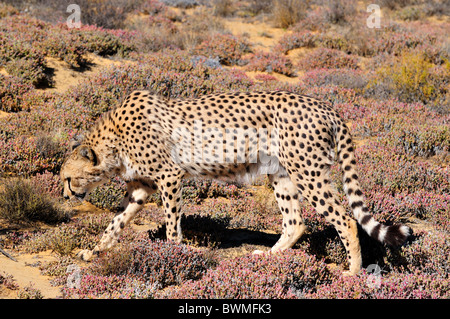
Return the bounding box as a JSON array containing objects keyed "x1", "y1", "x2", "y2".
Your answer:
[{"x1": 253, "y1": 175, "x2": 307, "y2": 255}]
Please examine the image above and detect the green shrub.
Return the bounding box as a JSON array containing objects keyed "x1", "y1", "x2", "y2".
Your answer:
[
  {"x1": 0, "y1": 74, "x2": 34, "y2": 112},
  {"x1": 396, "y1": 5, "x2": 422, "y2": 21},
  {"x1": 37, "y1": 31, "x2": 87, "y2": 69},
  {"x1": 368, "y1": 51, "x2": 449, "y2": 107},
  {"x1": 324, "y1": 0, "x2": 356, "y2": 24},
  {"x1": 0, "y1": 134, "x2": 66, "y2": 176},
  {"x1": 0, "y1": 32, "x2": 50, "y2": 87},
  {"x1": 17, "y1": 283, "x2": 43, "y2": 299},
  {"x1": 195, "y1": 33, "x2": 251, "y2": 66},
  {"x1": 387, "y1": 123, "x2": 450, "y2": 157},
  {"x1": 272, "y1": 0, "x2": 308, "y2": 28},
  {"x1": 297, "y1": 48, "x2": 359, "y2": 71},
  {"x1": 30, "y1": 171, "x2": 63, "y2": 199},
  {"x1": 212, "y1": 0, "x2": 236, "y2": 17},
  {"x1": 88, "y1": 178, "x2": 126, "y2": 210},
  {"x1": 0, "y1": 178, "x2": 67, "y2": 225},
  {"x1": 22, "y1": 212, "x2": 113, "y2": 254},
  {"x1": 0, "y1": 3, "x2": 18, "y2": 18},
  {"x1": 244, "y1": 50, "x2": 295, "y2": 76},
  {"x1": 3, "y1": 57, "x2": 49, "y2": 87},
  {"x1": 129, "y1": 239, "x2": 214, "y2": 288}
]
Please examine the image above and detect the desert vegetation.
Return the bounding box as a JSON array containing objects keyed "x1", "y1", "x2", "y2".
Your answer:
[{"x1": 0, "y1": 0, "x2": 449, "y2": 300}]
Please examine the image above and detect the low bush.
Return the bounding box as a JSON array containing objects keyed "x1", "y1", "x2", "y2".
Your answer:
[
  {"x1": 3, "y1": 57, "x2": 50, "y2": 87},
  {"x1": 271, "y1": 0, "x2": 308, "y2": 28},
  {"x1": 396, "y1": 230, "x2": 450, "y2": 275},
  {"x1": 22, "y1": 212, "x2": 113, "y2": 254},
  {"x1": 0, "y1": 91, "x2": 90, "y2": 141},
  {"x1": 194, "y1": 33, "x2": 251, "y2": 66},
  {"x1": 212, "y1": 0, "x2": 236, "y2": 17},
  {"x1": 0, "y1": 14, "x2": 136, "y2": 72},
  {"x1": 63, "y1": 273, "x2": 155, "y2": 299},
  {"x1": 0, "y1": 178, "x2": 67, "y2": 225},
  {"x1": 386, "y1": 123, "x2": 450, "y2": 157},
  {"x1": 369, "y1": 51, "x2": 447, "y2": 105},
  {"x1": 159, "y1": 249, "x2": 333, "y2": 298},
  {"x1": 290, "y1": 7, "x2": 330, "y2": 32},
  {"x1": 182, "y1": 179, "x2": 245, "y2": 204},
  {"x1": 306, "y1": 268, "x2": 450, "y2": 299},
  {"x1": 160, "y1": 0, "x2": 199, "y2": 9},
  {"x1": 70, "y1": 25, "x2": 136, "y2": 57},
  {"x1": 39, "y1": 256, "x2": 76, "y2": 286},
  {"x1": 356, "y1": 141, "x2": 450, "y2": 194},
  {"x1": 297, "y1": 48, "x2": 359, "y2": 71},
  {"x1": 88, "y1": 177, "x2": 126, "y2": 210},
  {"x1": 244, "y1": 50, "x2": 295, "y2": 76},
  {"x1": 17, "y1": 283, "x2": 43, "y2": 299},
  {"x1": 37, "y1": 29, "x2": 87, "y2": 69},
  {"x1": 424, "y1": 0, "x2": 450, "y2": 16},
  {"x1": 62, "y1": 237, "x2": 214, "y2": 298},
  {"x1": 293, "y1": 84, "x2": 359, "y2": 106},
  {"x1": 0, "y1": 74, "x2": 34, "y2": 112},
  {"x1": 186, "y1": 192, "x2": 280, "y2": 232},
  {"x1": 396, "y1": 5, "x2": 422, "y2": 21},
  {"x1": 0, "y1": 272, "x2": 18, "y2": 290},
  {"x1": 275, "y1": 31, "x2": 355, "y2": 55},
  {"x1": 300, "y1": 68, "x2": 368, "y2": 90},
  {"x1": 369, "y1": 28, "x2": 440, "y2": 58},
  {"x1": 275, "y1": 31, "x2": 317, "y2": 54},
  {"x1": 0, "y1": 34, "x2": 49, "y2": 87},
  {"x1": 323, "y1": 0, "x2": 356, "y2": 25},
  {"x1": 65, "y1": 0, "x2": 142, "y2": 30},
  {"x1": 0, "y1": 3, "x2": 17, "y2": 18},
  {"x1": 31, "y1": 171, "x2": 63, "y2": 199},
  {"x1": 129, "y1": 239, "x2": 213, "y2": 287},
  {"x1": 363, "y1": 187, "x2": 450, "y2": 230},
  {"x1": 0, "y1": 133, "x2": 66, "y2": 175},
  {"x1": 254, "y1": 73, "x2": 279, "y2": 82},
  {"x1": 315, "y1": 32, "x2": 353, "y2": 53}
]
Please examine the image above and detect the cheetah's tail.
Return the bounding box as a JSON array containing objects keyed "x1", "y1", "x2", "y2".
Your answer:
[{"x1": 334, "y1": 124, "x2": 411, "y2": 246}]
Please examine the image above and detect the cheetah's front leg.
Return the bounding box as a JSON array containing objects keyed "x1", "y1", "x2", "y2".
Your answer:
[{"x1": 77, "y1": 180, "x2": 156, "y2": 261}]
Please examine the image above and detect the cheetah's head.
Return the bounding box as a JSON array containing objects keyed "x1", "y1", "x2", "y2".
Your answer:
[{"x1": 60, "y1": 140, "x2": 107, "y2": 202}]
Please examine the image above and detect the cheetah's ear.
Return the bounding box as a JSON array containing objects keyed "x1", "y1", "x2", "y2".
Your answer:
[
  {"x1": 69, "y1": 134, "x2": 84, "y2": 151},
  {"x1": 79, "y1": 146, "x2": 99, "y2": 166}
]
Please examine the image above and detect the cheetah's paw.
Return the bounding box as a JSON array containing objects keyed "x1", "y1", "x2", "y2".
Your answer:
[
  {"x1": 252, "y1": 249, "x2": 268, "y2": 255},
  {"x1": 76, "y1": 249, "x2": 94, "y2": 262}
]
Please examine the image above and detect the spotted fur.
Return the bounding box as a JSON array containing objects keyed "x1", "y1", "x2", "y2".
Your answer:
[{"x1": 60, "y1": 90, "x2": 410, "y2": 275}]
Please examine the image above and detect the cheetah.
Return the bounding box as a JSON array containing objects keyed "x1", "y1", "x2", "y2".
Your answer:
[{"x1": 60, "y1": 90, "x2": 410, "y2": 275}]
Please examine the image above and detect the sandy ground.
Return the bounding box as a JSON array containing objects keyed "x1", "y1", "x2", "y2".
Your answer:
[
  {"x1": 44, "y1": 53, "x2": 126, "y2": 93},
  {"x1": 223, "y1": 17, "x2": 286, "y2": 52},
  {"x1": 0, "y1": 110, "x2": 9, "y2": 119},
  {"x1": 0, "y1": 251, "x2": 61, "y2": 298},
  {"x1": 0, "y1": 203, "x2": 105, "y2": 298}
]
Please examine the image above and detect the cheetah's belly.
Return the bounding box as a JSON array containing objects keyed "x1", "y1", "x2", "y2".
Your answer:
[{"x1": 181, "y1": 155, "x2": 287, "y2": 185}]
